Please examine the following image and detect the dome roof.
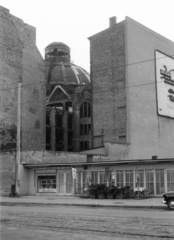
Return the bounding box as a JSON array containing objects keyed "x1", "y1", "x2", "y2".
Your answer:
[
  {"x1": 45, "y1": 42, "x2": 70, "y2": 61},
  {"x1": 46, "y1": 42, "x2": 69, "y2": 48},
  {"x1": 45, "y1": 42, "x2": 90, "y2": 86}
]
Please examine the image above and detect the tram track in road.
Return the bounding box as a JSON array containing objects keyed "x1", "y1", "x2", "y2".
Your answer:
[{"x1": 1, "y1": 208, "x2": 174, "y2": 239}]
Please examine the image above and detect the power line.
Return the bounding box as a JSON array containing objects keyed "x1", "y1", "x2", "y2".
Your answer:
[
  {"x1": 91, "y1": 54, "x2": 174, "y2": 74},
  {"x1": 0, "y1": 53, "x2": 173, "y2": 92},
  {"x1": 0, "y1": 79, "x2": 170, "y2": 110}
]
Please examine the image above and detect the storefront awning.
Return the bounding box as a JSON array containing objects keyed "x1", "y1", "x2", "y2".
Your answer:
[{"x1": 22, "y1": 158, "x2": 174, "y2": 169}]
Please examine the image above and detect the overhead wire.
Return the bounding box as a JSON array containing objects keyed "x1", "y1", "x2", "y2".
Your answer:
[
  {"x1": 0, "y1": 53, "x2": 173, "y2": 109},
  {"x1": 0, "y1": 52, "x2": 173, "y2": 92}
]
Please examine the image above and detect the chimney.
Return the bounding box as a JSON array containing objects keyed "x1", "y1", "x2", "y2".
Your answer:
[{"x1": 109, "y1": 16, "x2": 117, "y2": 28}]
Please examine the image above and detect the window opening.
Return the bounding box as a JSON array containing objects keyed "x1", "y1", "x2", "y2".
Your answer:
[
  {"x1": 76, "y1": 171, "x2": 82, "y2": 194},
  {"x1": 125, "y1": 170, "x2": 133, "y2": 188},
  {"x1": 37, "y1": 175, "x2": 56, "y2": 193},
  {"x1": 145, "y1": 170, "x2": 154, "y2": 194},
  {"x1": 167, "y1": 169, "x2": 174, "y2": 192},
  {"x1": 136, "y1": 170, "x2": 144, "y2": 188},
  {"x1": 156, "y1": 169, "x2": 164, "y2": 195},
  {"x1": 80, "y1": 102, "x2": 91, "y2": 118},
  {"x1": 56, "y1": 128, "x2": 64, "y2": 151},
  {"x1": 80, "y1": 124, "x2": 91, "y2": 136},
  {"x1": 46, "y1": 110, "x2": 50, "y2": 125},
  {"x1": 46, "y1": 127, "x2": 51, "y2": 150},
  {"x1": 80, "y1": 141, "x2": 88, "y2": 151},
  {"x1": 91, "y1": 171, "x2": 98, "y2": 185},
  {"x1": 100, "y1": 171, "x2": 106, "y2": 185},
  {"x1": 116, "y1": 170, "x2": 124, "y2": 188}
]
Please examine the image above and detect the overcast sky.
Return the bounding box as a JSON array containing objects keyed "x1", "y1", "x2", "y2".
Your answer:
[{"x1": 1, "y1": 0, "x2": 174, "y2": 72}]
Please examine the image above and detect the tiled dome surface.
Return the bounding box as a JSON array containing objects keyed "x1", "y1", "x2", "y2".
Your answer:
[{"x1": 45, "y1": 42, "x2": 90, "y2": 85}]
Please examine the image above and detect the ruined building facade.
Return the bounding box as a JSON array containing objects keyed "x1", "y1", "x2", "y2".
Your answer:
[{"x1": 45, "y1": 42, "x2": 91, "y2": 152}]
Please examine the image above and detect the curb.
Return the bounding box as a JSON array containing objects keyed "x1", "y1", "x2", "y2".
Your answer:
[{"x1": 0, "y1": 201, "x2": 165, "y2": 210}]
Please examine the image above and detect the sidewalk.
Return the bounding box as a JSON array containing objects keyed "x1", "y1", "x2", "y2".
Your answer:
[{"x1": 0, "y1": 195, "x2": 165, "y2": 209}]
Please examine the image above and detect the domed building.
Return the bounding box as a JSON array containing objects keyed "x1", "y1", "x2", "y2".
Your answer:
[{"x1": 45, "y1": 42, "x2": 91, "y2": 152}]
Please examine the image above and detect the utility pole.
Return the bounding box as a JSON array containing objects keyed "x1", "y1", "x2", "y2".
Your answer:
[{"x1": 16, "y1": 75, "x2": 22, "y2": 196}]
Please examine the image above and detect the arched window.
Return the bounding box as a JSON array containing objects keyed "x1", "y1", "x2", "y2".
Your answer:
[{"x1": 80, "y1": 102, "x2": 91, "y2": 118}]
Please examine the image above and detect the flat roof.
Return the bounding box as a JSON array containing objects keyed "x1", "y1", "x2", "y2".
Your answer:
[{"x1": 22, "y1": 158, "x2": 174, "y2": 169}]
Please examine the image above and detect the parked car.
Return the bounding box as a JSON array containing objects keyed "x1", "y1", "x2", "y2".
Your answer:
[{"x1": 162, "y1": 191, "x2": 174, "y2": 210}]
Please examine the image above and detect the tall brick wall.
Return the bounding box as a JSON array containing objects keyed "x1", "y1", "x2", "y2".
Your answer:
[
  {"x1": 0, "y1": 6, "x2": 46, "y2": 152},
  {"x1": 0, "y1": 6, "x2": 21, "y2": 151},
  {"x1": 89, "y1": 20, "x2": 127, "y2": 146}
]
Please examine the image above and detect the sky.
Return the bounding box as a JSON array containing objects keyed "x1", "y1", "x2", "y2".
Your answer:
[{"x1": 1, "y1": 0, "x2": 174, "y2": 72}]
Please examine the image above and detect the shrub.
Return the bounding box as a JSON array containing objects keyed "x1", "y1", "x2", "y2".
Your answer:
[
  {"x1": 88, "y1": 184, "x2": 98, "y2": 195},
  {"x1": 96, "y1": 184, "x2": 106, "y2": 194},
  {"x1": 106, "y1": 185, "x2": 115, "y2": 194}
]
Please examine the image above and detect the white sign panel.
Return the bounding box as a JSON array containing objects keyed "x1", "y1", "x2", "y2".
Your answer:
[{"x1": 155, "y1": 51, "x2": 174, "y2": 118}]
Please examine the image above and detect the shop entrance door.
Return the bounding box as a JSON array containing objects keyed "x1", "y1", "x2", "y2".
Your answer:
[{"x1": 58, "y1": 171, "x2": 73, "y2": 195}]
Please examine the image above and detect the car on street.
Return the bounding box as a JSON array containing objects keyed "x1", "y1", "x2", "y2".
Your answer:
[{"x1": 162, "y1": 191, "x2": 174, "y2": 210}]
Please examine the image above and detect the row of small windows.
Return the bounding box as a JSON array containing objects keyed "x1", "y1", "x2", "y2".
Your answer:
[
  {"x1": 88, "y1": 169, "x2": 174, "y2": 195},
  {"x1": 37, "y1": 169, "x2": 174, "y2": 195}
]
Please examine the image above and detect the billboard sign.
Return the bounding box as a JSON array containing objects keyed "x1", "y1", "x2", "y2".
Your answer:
[{"x1": 155, "y1": 51, "x2": 174, "y2": 118}]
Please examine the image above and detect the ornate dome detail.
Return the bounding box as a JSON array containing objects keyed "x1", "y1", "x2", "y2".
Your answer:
[{"x1": 45, "y1": 42, "x2": 90, "y2": 87}]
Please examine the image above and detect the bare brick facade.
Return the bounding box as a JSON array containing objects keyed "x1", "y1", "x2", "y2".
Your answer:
[
  {"x1": 0, "y1": 5, "x2": 46, "y2": 195},
  {"x1": 89, "y1": 19, "x2": 127, "y2": 146},
  {"x1": 0, "y1": 6, "x2": 46, "y2": 152}
]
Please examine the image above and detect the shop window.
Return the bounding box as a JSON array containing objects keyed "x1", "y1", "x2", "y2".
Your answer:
[
  {"x1": 136, "y1": 170, "x2": 144, "y2": 188},
  {"x1": 156, "y1": 169, "x2": 164, "y2": 195},
  {"x1": 83, "y1": 171, "x2": 88, "y2": 191},
  {"x1": 100, "y1": 171, "x2": 106, "y2": 185},
  {"x1": 125, "y1": 170, "x2": 133, "y2": 188},
  {"x1": 37, "y1": 175, "x2": 56, "y2": 193},
  {"x1": 145, "y1": 170, "x2": 154, "y2": 194},
  {"x1": 91, "y1": 171, "x2": 98, "y2": 185},
  {"x1": 80, "y1": 102, "x2": 91, "y2": 118},
  {"x1": 76, "y1": 171, "x2": 82, "y2": 194},
  {"x1": 66, "y1": 171, "x2": 73, "y2": 194},
  {"x1": 116, "y1": 170, "x2": 124, "y2": 188},
  {"x1": 167, "y1": 169, "x2": 174, "y2": 192}
]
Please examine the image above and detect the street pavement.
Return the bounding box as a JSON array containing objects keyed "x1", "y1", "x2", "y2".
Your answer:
[{"x1": 0, "y1": 195, "x2": 165, "y2": 209}]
